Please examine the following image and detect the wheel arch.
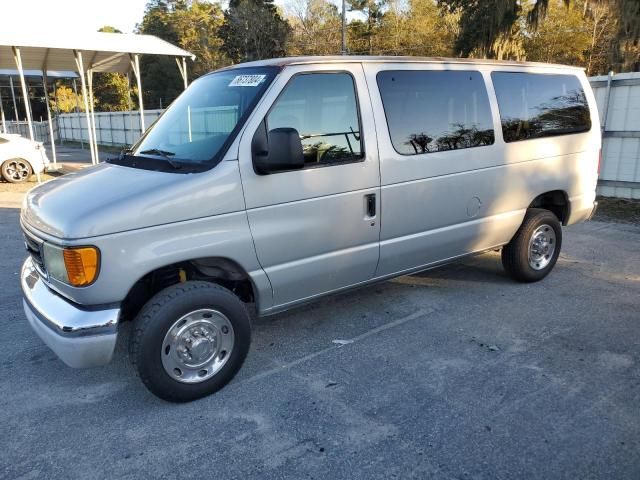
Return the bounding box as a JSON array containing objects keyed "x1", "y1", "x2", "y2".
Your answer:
[
  {"x1": 528, "y1": 190, "x2": 570, "y2": 225},
  {"x1": 120, "y1": 256, "x2": 260, "y2": 322}
]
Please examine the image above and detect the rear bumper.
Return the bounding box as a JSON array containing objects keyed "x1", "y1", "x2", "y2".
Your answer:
[
  {"x1": 567, "y1": 192, "x2": 598, "y2": 226},
  {"x1": 21, "y1": 257, "x2": 120, "y2": 368}
]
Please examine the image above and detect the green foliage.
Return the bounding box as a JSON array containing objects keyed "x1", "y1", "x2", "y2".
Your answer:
[
  {"x1": 92, "y1": 27, "x2": 134, "y2": 112},
  {"x1": 220, "y1": 0, "x2": 291, "y2": 63},
  {"x1": 375, "y1": 0, "x2": 459, "y2": 56},
  {"x1": 172, "y1": 1, "x2": 228, "y2": 77},
  {"x1": 439, "y1": 0, "x2": 639, "y2": 69},
  {"x1": 524, "y1": 0, "x2": 617, "y2": 74},
  {"x1": 439, "y1": 0, "x2": 521, "y2": 57},
  {"x1": 348, "y1": 0, "x2": 386, "y2": 54},
  {"x1": 137, "y1": 0, "x2": 228, "y2": 108},
  {"x1": 137, "y1": 1, "x2": 183, "y2": 108},
  {"x1": 84, "y1": 0, "x2": 638, "y2": 113},
  {"x1": 286, "y1": 0, "x2": 343, "y2": 55},
  {"x1": 92, "y1": 72, "x2": 132, "y2": 112},
  {"x1": 52, "y1": 84, "x2": 83, "y2": 113}
]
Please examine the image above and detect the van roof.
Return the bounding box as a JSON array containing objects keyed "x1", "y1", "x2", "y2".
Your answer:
[{"x1": 222, "y1": 56, "x2": 584, "y2": 71}]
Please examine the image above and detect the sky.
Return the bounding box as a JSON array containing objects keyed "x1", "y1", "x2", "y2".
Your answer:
[
  {"x1": 5, "y1": 0, "x2": 150, "y2": 34},
  {"x1": 3, "y1": 0, "x2": 351, "y2": 36}
]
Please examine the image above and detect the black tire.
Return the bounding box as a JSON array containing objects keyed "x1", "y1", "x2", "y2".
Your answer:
[
  {"x1": 129, "y1": 281, "x2": 251, "y2": 402},
  {"x1": 501, "y1": 208, "x2": 562, "y2": 283},
  {"x1": 1, "y1": 158, "x2": 33, "y2": 183}
]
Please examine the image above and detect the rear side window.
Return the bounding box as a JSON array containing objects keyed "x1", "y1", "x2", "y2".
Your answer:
[
  {"x1": 491, "y1": 72, "x2": 591, "y2": 142},
  {"x1": 376, "y1": 70, "x2": 494, "y2": 155},
  {"x1": 266, "y1": 72, "x2": 362, "y2": 166}
]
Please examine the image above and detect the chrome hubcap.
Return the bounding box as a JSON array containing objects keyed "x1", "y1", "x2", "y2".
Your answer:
[
  {"x1": 528, "y1": 224, "x2": 556, "y2": 270},
  {"x1": 161, "y1": 309, "x2": 234, "y2": 384},
  {"x1": 5, "y1": 160, "x2": 30, "y2": 181}
]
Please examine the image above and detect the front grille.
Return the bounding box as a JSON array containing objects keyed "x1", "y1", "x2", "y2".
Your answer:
[{"x1": 22, "y1": 228, "x2": 46, "y2": 275}]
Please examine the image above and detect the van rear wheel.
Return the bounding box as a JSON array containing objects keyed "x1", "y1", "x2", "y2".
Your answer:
[
  {"x1": 501, "y1": 208, "x2": 562, "y2": 283},
  {"x1": 129, "y1": 281, "x2": 251, "y2": 402}
]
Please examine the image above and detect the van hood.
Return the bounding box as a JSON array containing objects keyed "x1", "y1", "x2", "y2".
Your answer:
[{"x1": 21, "y1": 162, "x2": 244, "y2": 239}]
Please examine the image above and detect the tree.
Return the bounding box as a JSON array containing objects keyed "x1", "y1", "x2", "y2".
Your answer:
[
  {"x1": 93, "y1": 26, "x2": 133, "y2": 112},
  {"x1": 137, "y1": 1, "x2": 183, "y2": 108},
  {"x1": 52, "y1": 84, "x2": 83, "y2": 113},
  {"x1": 220, "y1": 0, "x2": 291, "y2": 62},
  {"x1": 440, "y1": 0, "x2": 522, "y2": 58},
  {"x1": 172, "y1": 1, "x2": 228, "y2": 77},
  {"x1": 378, "y1": 0, "x2": 459, "y2": 57},
  {"x1": 524, "y1": 0, "x2": 617, "y2": 74},
  {"x1": 286, "y1": 0, "x2": 342, "y2": 56},
  {"x1": 439, "y1": 0, "x2": 639, "y2": 70},
  {"x1": 348, "y1": 0, "x2": 386, "y2": 55},
  {"x1": 136, "y1": 1, "x2": 229, "y2": 107}
]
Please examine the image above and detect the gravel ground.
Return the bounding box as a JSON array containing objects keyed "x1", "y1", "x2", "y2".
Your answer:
[
  {"x1": 596, "y1": 197, "x2": 640, "y2": 224},
  {"x1": 0, "y1": 207, "x2": 639, "y2": 479}
]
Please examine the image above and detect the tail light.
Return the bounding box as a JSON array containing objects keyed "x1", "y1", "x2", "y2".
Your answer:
[{"x1": 597, "y1": 148, "x2": 602, "y2": 177}]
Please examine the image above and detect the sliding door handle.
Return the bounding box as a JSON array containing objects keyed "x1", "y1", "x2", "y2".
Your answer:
[{"x1": 365, "y1": 193, "x2": 376, "y2": 218}]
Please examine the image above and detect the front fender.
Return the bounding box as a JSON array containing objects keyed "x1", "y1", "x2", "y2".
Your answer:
[{"x1": 31, "y1": 211, "x2": 273, "y2": 312}]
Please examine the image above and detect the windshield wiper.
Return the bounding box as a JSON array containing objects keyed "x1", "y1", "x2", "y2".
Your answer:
[{"x1": 139, "y1": 148, "x2": 182, "y2": 169}]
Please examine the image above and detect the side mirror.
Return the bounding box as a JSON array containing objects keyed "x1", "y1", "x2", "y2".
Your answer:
[{"x1": 251, "y1": 121, "x2": 304, "y2": 174}]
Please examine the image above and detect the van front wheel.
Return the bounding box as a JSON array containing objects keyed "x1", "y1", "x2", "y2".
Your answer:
[
  {"x1": 501, "y1": 208, "x2": 562, "y2": 283},
  {"x1": 129, "y1": 281, "x2": 251, "y2": 402}
]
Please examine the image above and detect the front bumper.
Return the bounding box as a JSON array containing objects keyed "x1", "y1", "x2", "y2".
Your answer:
[{"x1": 21, "y1": 257, "x2": 120, "y2": 368}]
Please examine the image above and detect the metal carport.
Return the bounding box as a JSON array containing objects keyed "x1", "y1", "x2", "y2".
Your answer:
[{"x1": 0, "y1": 31, "x2": 194, "y2": 165}]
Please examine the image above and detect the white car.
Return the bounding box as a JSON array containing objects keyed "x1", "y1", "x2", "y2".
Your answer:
[{"x1": 0, "y1": 133, "x2": 50, "y2": 183}]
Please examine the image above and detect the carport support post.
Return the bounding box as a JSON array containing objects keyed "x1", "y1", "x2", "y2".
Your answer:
[
  {"x1": 87, "y1": 69, "x2": 99, "y2": 164},
  {"x1": 42, "y1": 72, "x2": 57, "y2": 166},
  {"x1": 176, "y1": 57, "x2": 188, "y2": 90},
  {"x1": 72, "y1": 79, "x2": 83, "y2": 149},
  {"x1": 12, "y1": 47, "x2": 34, "y2": 141},
  {"x1": 130, "y1": 54, "x2": 145, "y2": 134},
  {"x1": 74, "y1": 50, "x2": 97, "y2": 165},
  {"x1": 175, "y1": 57, "x2": 191, "y2": 141},
  {"x1": 0, "y1": 87, "x2": 6, "y2": 133},
  {"x1": 9, "y1": 77, "x2": 19, "y2": 122}
]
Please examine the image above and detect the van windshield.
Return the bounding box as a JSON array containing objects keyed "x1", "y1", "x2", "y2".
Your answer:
[{"x1": 110, "y1": 67, "x2": 279, "y2": 173}]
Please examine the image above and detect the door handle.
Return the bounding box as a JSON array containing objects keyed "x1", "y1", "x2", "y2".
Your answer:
[{"x1": 365, "y1": 193, "x2": 376, "y2": 219}]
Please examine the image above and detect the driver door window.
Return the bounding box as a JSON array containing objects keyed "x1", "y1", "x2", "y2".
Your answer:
[{"x1": 266, "y1": 72, "x2": 363, "y2": 167}]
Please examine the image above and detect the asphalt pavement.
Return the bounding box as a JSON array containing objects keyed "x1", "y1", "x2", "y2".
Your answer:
[{"x1": 1, "y1": 206, "x2": 638, "y2": 479}]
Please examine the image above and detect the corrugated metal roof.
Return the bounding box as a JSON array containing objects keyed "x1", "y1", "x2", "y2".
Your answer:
[{"x1": 0, "y1": 31, "x2": 194, "y2": 74}]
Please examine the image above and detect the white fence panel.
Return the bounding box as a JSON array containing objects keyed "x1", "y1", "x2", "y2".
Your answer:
[
  {"x1": 3, "y1": 120, "x2": 52, "y2": 144},
  {"x1": 56, "y1": 109, "x2": 164, "y2": 147},
  {"x1": 589, "y1": 72, "x2": 640, "y2": 199}
]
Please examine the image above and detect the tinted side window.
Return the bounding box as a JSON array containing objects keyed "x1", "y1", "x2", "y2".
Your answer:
[
  {"x1": 267, "y1": 73, "x2": 362, "y2": 166},
  {"x1": 376, "y1": 70, "x2": 494, "y2": 155},
  {"x1": 491, "y1": 72, "x2": 591, "y2": 142}
]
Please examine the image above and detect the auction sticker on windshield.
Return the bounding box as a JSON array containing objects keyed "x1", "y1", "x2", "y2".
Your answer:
[{"x1": 229, "y1": 75, "x2": 267, "y2": 87}]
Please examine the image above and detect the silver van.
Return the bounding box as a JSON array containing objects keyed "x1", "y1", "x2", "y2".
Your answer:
[{"x1": 20, "y1": 56, "x2": 600, "y2": 401}]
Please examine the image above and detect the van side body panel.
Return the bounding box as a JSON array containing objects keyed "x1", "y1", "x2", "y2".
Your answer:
[
  {"x1": 237, "y1": 64, "x2": 382, "y2": 309},
  {"x1": 364, "y1": 62, "x2": 600, "y2": 278}
]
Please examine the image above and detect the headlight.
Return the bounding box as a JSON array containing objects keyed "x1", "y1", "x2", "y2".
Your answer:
[{"x1": 42, "y1": 243, "x2": 100, "y2": 287}]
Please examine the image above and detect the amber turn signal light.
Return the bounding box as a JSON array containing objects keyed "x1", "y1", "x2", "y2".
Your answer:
[{"x1": 62, "y1": 247, "x2": 100, "y2": 287}]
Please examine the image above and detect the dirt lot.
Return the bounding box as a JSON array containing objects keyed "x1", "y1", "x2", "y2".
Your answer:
[
  {"x1": 0, "y1": 172, "x2": 62, "y2": 193},
  {"x1": 596, "y1": 197, "x2": 640, "y2": 224},
  {"x1": 0, "y1": 203, "x2": 639, "y2": 479}
]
